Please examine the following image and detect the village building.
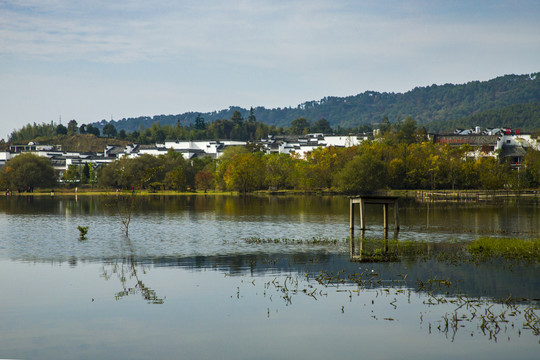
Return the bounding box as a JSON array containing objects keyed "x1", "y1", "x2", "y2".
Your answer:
[{"x1": 0, "y1": 126, "x2": 537, "y2": 179}]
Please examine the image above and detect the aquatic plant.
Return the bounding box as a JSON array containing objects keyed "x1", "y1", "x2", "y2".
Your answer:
[
  {"x1": 243, "y1": 237, "x2": 345, "y2": 245},
  {"x1": 468, "y1": 237, "x2": 540, "y2": 262},
  {"x1": 77, "y1": 226, "x2": 89, "y2": 240}
]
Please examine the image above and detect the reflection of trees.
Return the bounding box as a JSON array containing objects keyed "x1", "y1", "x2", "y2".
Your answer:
[
  {"x1": 105, "y1": 195, "x2": 139, "y2": 236},
  {"x1": 101, "y1": 237, "x2": 164, "y2": 304}
]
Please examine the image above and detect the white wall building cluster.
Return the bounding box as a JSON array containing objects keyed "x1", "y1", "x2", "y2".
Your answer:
[{"x1": 0, "y1": 128, "x2": 537, "y2": 177}]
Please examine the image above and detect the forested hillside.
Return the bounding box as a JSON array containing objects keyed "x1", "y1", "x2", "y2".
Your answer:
[
  {"x1": 427, "y1": 102, "x2": 540, "y2": 133},
  {"x1": 90, "y1": 72, "x2": 540, "y2": 133}
]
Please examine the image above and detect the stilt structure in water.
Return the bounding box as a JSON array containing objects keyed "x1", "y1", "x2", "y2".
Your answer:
[
  {"x1": 349, "y1": 195, "x2": 400, "y2": 234},
  {"x1": 349, "y1": 195, "x2": 400, "y2": 262}
]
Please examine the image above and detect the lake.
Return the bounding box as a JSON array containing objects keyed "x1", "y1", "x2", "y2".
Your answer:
[{"x1": 0, "y1": 194, "x2": 538, "y2": 359}]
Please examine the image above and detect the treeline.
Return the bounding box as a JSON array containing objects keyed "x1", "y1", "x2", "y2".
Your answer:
[
  {"x1": 89, "y1": 72, "x2": 540, "y2": 133},
  {"x1": 8, "y1": 120, "x2": 102, "y2": 143},
  {"x1": 428, "y1": 102, "x2": 540, "y2": 133},
  {"x1": 95, "y1": 142, "x2": 540, "y2": 193},
  {"x1": 8, "y1": 111, "x2": 372, "y2": 145},
  {"x1": 2, "y1": 138, "x2": 539, "y2": 193}
]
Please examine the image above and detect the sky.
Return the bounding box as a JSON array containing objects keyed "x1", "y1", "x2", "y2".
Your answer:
[{"x1": 1, "y1": 0, "x2": 539, "y2": 140}]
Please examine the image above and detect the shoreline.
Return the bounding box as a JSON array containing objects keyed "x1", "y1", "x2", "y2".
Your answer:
[{"x1": 2, "y1": 188, "x2": 539, "y2": 198}]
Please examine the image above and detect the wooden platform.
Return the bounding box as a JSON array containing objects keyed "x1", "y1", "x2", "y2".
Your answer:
[{"x1": 350, "y1": 196, "x2": 400, "y2": 231}]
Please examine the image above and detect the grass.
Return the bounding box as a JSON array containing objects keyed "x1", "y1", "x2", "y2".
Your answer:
[
  {"x1": 468, "y1": 237, "x2": 540, "y2": 262},
  {"x1": 240, "y1": 236, "x2": 540, "y2": 264},
  {"x1": 9, "y1": 189, "x2": 239, "y2": 196}
]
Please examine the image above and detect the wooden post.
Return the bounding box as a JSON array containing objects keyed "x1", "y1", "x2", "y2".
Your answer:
[
  {"x1": 350, "y1": 199, "x2": 354, "y2": 230},
  {"x1": 394, "y1": 199, "x2": 400, "y2": 230},
  {"x1": 359, "y1": 198, "x2": 365, "y2": 230},
  {"x1": 383, "y1": 203, "x2": 388, "y2": 230}
]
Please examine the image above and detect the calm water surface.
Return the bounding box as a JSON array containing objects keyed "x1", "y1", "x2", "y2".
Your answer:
[{"x1": 0, "y1": 195, "x2": 538, "y2": 359}]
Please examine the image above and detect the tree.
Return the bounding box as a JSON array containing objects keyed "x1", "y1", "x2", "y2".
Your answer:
[
  {"x1": 223, "y1": 153, "x2": 265, "y2": 193},
  {"x1": 194, "y1": 114, "x2": 206, "y2": 130},
  {"x1": 103, "y1": 123, "x2": 117, "y2": 138},
  {"x1": 82, "y1": 163, "x2": 91, "y2": 183},
  {"x1": 247, "y1": 107, "x2": 256, "y2": 123},
  {"x1": 164, "y1": 167, "x2": 187, "y2": 191},
  {"x1": 0, "y1": 153, "x2": 57, "y2": 190},
  {"x1": 67, "y1": 120, "x2": 78, "y2": 135},
  {"x1": 195, "y1": 170, "x2": 214, "y2": 192},
  {"x1": 264, "y1": 153, "x2": 297, "y2": 189},
  {"x1": 476, "y1": 157, "x2": 506, "y2": 190},
  {"x1": 523, "y1": 149, "x2": 540, "y2": 187},
  {"x1": 117, "y1": 129, "x2": 127, "y2": 140},
  {"x1": 56, "y1": 124, "x2": 68, "y2": 135},
  {"x1": 86, "y1": 125, "x2": 100, "y2": 137},
  {"x1": 63, "y1": 164, "x2": 81, "y2": 184},
  {"x1": 394, "y1": 117, "x2": 418, "y2": 144},
  {"x1": 231, "y1": 111, "x2": 244, "y2": 126},
  {"x1": 290, "y1": 118, "x2": 310, "y2": 135},
  {"x1": 335, "y1": 153, "x2": 387, "y2": 193},
  {"x1": 311, "y1": 118, "x2": 332, "y2": 133}
]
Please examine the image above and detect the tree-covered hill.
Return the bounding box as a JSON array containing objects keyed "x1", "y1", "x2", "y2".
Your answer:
[
  {"x1": 90, "y1": 72, "x2": 540, "y2": 132},
  {"x1": 426, "y1": 102, "x2": 540, "y2": 133}
]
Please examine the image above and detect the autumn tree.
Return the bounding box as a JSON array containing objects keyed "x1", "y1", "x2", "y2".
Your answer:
[
  {"x1": 195, "y1": 171, "x2": 214, "y2": 192},
  {"x1": 224, "y1": 153, "x2": 265, "y2": 193}
]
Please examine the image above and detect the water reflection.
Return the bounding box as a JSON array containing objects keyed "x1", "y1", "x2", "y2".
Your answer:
[
  {"x1": 1, "y1": 195, "x2": 538, "y2": 359},
  {"x1": 101, "y1": 236, "x2": 164, "y2": 304}
]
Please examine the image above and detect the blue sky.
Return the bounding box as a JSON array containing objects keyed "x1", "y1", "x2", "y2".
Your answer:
[{"x1": 1, "y1": 0, "x2": 539, "y2": 139}]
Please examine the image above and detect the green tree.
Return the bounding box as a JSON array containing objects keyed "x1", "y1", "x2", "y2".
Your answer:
[
  {"x1": 0, "y1": 153, "x2": 57, "y2": 191},
  {"x1": 394, "y1": 117, "x2": 418, "y2": 144},
  {"x1": 310, "y1": 118, "x2": 332, "y2": 133},
  {"x1": 231, "y1": 111, "x2": 244, "y2": 126},
  {"x1": 164, "y1": 167, "x2": 187, "y2": 191},
  {"x1": 523, "y1": 149, "x2": 540, "y2": 187},
  {"x1": 63, "y1": 164, "x2": 81, "y2": 184},
  {"x1": 82, "y1": 163, "x2": 91, "y2": 183},
  {"x1": 56, "y1": 124, "x2": 68, "y2": 135},
  {"x1": 290, "y1": 118, "x2": 310, "y2": 135},
  {"x1": 335, "y1": 153, "x2": 386, "y2": 193},
  {"x1": 195, "y1": 114, "x2": 206, "y2": 130},
  {"x1": 103, "y1": 123, "x2": 117, "y2": 138},
  {"x1": 86, "y1": 125, "x2": 100, "y2": 137},
  {"x1": 476, "y1": 157, "x2": 506, "y2": 190},
  {"x1": 247, "y1": 107, "x2": 256, "y2": 123},
  {"x1": 264, "y1": 153, "x2": 297, "y2": 189},
  {"x1": 67, "y1": 120, "x2": 78, "y2": 135}
]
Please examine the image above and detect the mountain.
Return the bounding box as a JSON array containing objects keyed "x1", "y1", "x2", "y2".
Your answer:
[
  {"x1": 427, "y1": 102, "x2": 540, "y2": 133},
  {"x1": 90, "y1": 72, "x2": 540, "y2": 132}
]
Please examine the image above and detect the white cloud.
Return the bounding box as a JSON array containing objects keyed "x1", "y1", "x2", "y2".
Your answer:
[{"x1": 0, "y1": 0, "x2": 539, "y2": 138}]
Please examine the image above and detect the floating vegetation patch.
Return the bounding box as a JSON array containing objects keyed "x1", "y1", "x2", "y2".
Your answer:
[
  {"x1": 242, "y1": 236, "x2": 540, "y2": 264},
  {"x1": 468, "y1": 237, "x2": 540, "y2": 262},
  {"x1": 243, "y1": 237, "x2": 346, "y2": 246}
]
